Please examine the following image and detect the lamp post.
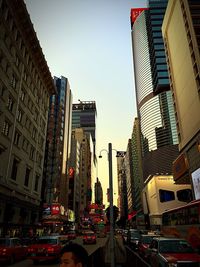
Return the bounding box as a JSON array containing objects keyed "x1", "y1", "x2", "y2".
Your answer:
[{"x1": 99, "y1": 143, "x2": 115, "y2": 267}]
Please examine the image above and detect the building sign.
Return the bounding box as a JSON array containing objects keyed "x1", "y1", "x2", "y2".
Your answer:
[
  {"x1": 68, "y1": 167, "x2": 74, "y2": 179},
  {"x1": 172, "y1": 153, "x2": 188, "y2": 181},
  {"x1": 191, "y1": 168, "x2": 200, "y2": 200},
  {"x1": 130, "y1": 8, "x2": 148, "y2": 25},
  {"x1": 90, "y1": 203, "x2": 105, "y2": 209},
  {"x1": 42, "y1": 204, "x2": 51, "y2": 218},
  {"x1": 51, "y1": 204, "x2": 60, "y2": 215},
  {"x1": 116, "y1": 151, "x2": 126, "y2": 157}
]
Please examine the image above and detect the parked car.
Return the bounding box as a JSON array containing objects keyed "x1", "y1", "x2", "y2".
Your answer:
[
  {"x1": 126, "y1": 229, "x2": 141, "y2": 250},
  {"x1": 0, "y1": 237, "x2": 27, "y2": 264},
  {"x1": 122, "y1": 229, "x2": 128, "y2": 244},
  {"x1": 27, "y1": 235, "x2": 68, "y2": 264},
  {"x1": 67, "y1": 230, "x2": 76, "y2": 240},
  {"x1": 83, "y1": 231, "x2": 97, "y2": 244},
  {"x1": 138, "y1": 234, "x2": 160, "y2": 258},
  {"x1": 148, "y1": 236, "x2": 200, "y2": 267}
]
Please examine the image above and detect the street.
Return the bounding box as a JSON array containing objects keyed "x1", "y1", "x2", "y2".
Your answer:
[{"x1": 7, "y1": 236, "x2": 107, "y2": 267}]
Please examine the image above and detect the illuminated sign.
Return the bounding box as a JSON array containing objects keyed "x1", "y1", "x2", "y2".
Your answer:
[
  {"x1": 68, "y1": 167, "x2": 74, "y2": 178},
  {"x1": 51, "y1": 204, "x2": 60, "y2": 215}
]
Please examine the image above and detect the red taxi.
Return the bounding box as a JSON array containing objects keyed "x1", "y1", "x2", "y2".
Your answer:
[
  {"x1": 138, "y1": 234, "x2": 160, "y2": 258},
  {"x1": 67, "y1": 230, "x2": 76, "y2": 240},
  {"x1": 148, "y1": 237, "x2": 200, "y2": 266},
  {"x1": 0, "y1": 237, "x2": 27, "y2": 264},
  {"x1": 27, "y1": 235, "x2": 68, "y2": 264},
  {"x1": 83, "y1": 231, "x2": 96, "y2": 245}
]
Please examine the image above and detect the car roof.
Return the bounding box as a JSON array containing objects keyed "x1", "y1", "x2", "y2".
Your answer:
[
  {"x1": 39, "y1": 235, "x2": 61, "y2": 239},
  {"x1": 152, "y1": 236, "x2": 187, "y2": 241}
]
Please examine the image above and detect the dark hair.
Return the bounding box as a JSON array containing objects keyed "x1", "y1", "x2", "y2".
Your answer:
[{"x1": 60, "y1": 242, "x2": 88, "y2": 265}]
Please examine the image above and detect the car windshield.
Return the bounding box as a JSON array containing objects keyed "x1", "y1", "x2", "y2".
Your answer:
[
  {"x1": 37, "y1": 238, "x2": 58, "y2": 245},
  {"x1": 130, "y1": 232, "x2": 140, "y2": 238},
  {"x1": 159, "y1": 240, "x2": 194, "y2": 253},
  {"x1": 86, "y1": 232, "x2": 94, "y2": 236},
  {"x1": 0, "y1": 239, "x2": 10, "y2": 246},
  {"x1": 141, "y1": 236, "x2": 154, "y2": 244}
]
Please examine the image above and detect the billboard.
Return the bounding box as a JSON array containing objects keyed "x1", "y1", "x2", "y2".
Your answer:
[{"x1": 191, "y1": 168, "x2": 200, "y2": 200}]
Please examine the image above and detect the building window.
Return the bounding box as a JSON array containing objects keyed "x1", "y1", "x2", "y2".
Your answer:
[
  {"x1": 10, "y1": 75, "x2": 16, "y2": 89},
  {"x1": 34, "y1": 175, "x2": 40, "y2": 191},
  {"x1": 11, "y1": 158, "x2": 19, "y2": 181},
  {"x1": 32, "y1": 127, "x2": 37, "y2": 140},
  {"x1": 16, "y1": 108, "x2": 23, "y2": 122},
  {"x1": 14, "y1": 130, "x2": 20, "y2": 146},
  {"x1": 7, "y1": 96, "x2": 14, "y2": 112},
  {"x1": 30, "y1": 146, "x2": 35, "y2": 160},
  {"x1": 2, "y1": 120, "x2": 10, "y2": 136},
  {"x1": 159, "y1": 189, "x2": 175, "y2": 202},
  {"x1": 20, "y1": 89, "x2": 25, "y2": 102},
  {"x1": 24, "y1": 167, "x2": 30, "y2": 187}
]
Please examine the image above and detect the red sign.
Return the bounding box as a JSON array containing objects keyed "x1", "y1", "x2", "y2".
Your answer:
[
  {"x1": 130, "y1": 8, "x2": 148, "y2": 24},
  {"x1": 68, "y1": 167, "x2": 74, "y2": 178},
  {"x1": 51, "y1": 204, "x2": 60, "y2": 215}
]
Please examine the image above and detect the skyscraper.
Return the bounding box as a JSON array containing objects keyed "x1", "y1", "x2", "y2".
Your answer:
[
  {"x1": 162, "y1": 0, "x2": 200, "y2": 191},
  {"x1": 43, "y1": 76, "x2": 72, "y2": 210},
  {"x1": 72, "y1": 101, "x2": 97, "y2": 159},
  {"x1": 131, "y1": 0, "x2": 179, "y2": 182}
]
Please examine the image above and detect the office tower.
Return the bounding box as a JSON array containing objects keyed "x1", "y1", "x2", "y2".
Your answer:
[
  {"x1": 72, "y1": 101, "x2": 97, "y2": 159},
  {"x1": 131, "y1": 118, "x2": 143, "y2": 212},
  {"x1": 43, "y1": 76, "x2": 72, "y2": 210},
  {"x1": 162, "y1": 0, "x2": 200, "y2": 193},
  {"x1": 0, "y1": 0, "x2": 55, "y2": 235},
  {"x1": 95, "y1": 177, "x2": 103, "y2": 205},
  {"x1": 116, "y1": 151, "x2": 128, "y2": 221},
  {"x1": 68, "y1": 128, "x2": 93, "y2": 220},
  {"x1": 131, "y1": 0, "x2": 179, "y2": 182}
]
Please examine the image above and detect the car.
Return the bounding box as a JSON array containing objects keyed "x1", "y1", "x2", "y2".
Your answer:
[
  {"x1": 148, "y1": 236, "x2": 200, "y2": 267},
  {"x1": 83, "y1": 231, "x2": 97, "y2": 244},
  {"x1": 122, "y1": 229, "x2": 128, "y2": 244},
  {"x1": 0, "y1": 237, "x2": 27, "y2": 264},
  {"x1": 126, "y1": 229, "x2": 141, "y2": 250},
  {"x1": 138, "y1": 234, "x2": 160, "y2": 258},
  {"x1": 67, "y1": 230, "x2": 76, "y2": 240},
  {"x1": 27, "y1": 235, "x2": 68, "y2": 264}
]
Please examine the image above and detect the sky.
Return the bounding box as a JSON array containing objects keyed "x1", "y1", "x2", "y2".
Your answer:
[{"x1": 24, "y1": 0, "x2": 147, "y2": 206}]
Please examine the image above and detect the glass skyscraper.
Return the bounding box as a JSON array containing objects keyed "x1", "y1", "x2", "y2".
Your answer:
[{"x1": 131, "y1": 0, "x2": 179, "y2": 181}]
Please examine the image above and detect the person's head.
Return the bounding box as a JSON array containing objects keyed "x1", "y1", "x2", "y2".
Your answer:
[{"x1": 60, "y1": 242, "x2": 88, "y2": 267}]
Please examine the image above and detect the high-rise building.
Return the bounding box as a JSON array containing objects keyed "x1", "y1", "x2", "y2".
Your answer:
[
  {"x1": 116, "y1": 151, "x2": 128, "y2": 220},
  {"x1": 162, "y1": 0, "x2": 200, "y2": 193},
  {"x1": 95, "y1": 177, "x2": 103, "y2": 205},
  {"x1": 131, "y1": 0, "x2": 179, "y2": 182},
  {"x1": 69, "y1": 128, "x2": 93, "y2": 219},
  {"x1": 131, "y1": 118, "x2": 143, "y2": 212},
  {"x1": 0, "y1": 0, "x2": 55, "y2": 235},
  {"x1": 72, "y1": 101, "x2": 97, "y2": 159},
  {"x1": 43, "y1": 76, "x2": 72, "y2": 210}
]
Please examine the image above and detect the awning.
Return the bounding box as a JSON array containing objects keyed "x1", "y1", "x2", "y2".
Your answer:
[{"x1": 128, "y1": 211, "x2": 137, "y2": 220}]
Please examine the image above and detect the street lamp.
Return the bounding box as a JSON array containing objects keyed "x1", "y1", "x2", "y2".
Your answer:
[{"x1": 99, "y1": 143, "x2": 118, "y2": 267}]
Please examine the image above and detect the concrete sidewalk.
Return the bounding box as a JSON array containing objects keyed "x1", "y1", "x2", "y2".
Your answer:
[{"x1": 104, "y1": 235, "x2": 127, "y2": 267}]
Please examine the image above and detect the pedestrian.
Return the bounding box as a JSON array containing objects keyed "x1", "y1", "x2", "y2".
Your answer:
[{"x1": 59, "y1": 242, "x2": 89, "y2": 267}]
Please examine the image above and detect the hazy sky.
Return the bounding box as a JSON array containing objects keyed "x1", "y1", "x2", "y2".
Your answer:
[{"x1": 25, "y1": 0, "x2": 147, "y2": 206}]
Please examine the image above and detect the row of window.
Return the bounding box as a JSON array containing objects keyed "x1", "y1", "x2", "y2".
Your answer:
[
  {"x1": 1, "y1": 120, "x2": 43, "y2": 166},
  {"x1": 11, "y1": 158, "x2": 40, "y2": 192}
]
